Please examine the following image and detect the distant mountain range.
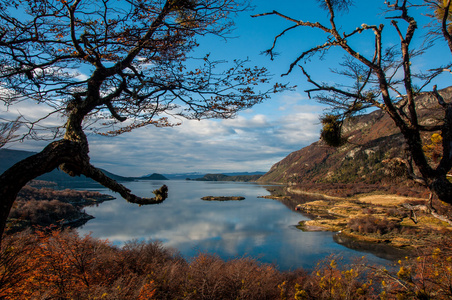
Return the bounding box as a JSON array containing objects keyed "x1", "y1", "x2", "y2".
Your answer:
[
  {"x1": 165, "y1": 172, "x2": 265, "y2": 180},
  {"x1": 5, "y1": 79, "x2": 445, "y2": 190},
  {"x1": 187, "y1": 173, "x2": 263, "y2": 182},
  {"x1": 257, "y1": 87, "x2": 452, "y2": 185},
  {"x1": 0, "y1": 149, "x2": 168, "y2": 188},
  {"x1": 0, "y1": 149, "x2": 264, "y2": 187},
  {"x1": 101, "y1": 169, "x2": 169, "y2": 182}
]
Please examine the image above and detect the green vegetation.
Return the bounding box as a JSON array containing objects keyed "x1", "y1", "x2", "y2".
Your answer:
[{"x1": 320, "y1": 114, "x2": 347, "y2": 148}]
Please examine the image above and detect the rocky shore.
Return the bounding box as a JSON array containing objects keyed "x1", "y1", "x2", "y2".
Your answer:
[{"x1": 265, "y1": 186, "x2": 452, "y2": 251}]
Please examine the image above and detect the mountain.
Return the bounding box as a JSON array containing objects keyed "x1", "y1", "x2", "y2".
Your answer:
[
  {"x1": 139, "y1": 173, "x2": 168, "y2": 180},
  {"x1": 162, "y1": 171, "x2": 265, "y2": 180},
  {"x1": 100, "y1": 169, "x2": 135, "y2": 182},
  {"x1": 258, "y1": 87, "x2": 452, "y2": 185},
  {"x1": 0, "y1": 149, "x2": 97, "y2": 188},
  {"x1": 189, "y1": 173, "x2": 262, "y2": 182},
  {"x1": 162, "y1": 172, "x2": 206, "y2": 180},
  {"x1": 0, "y1": 149, "x2": 167, "y2": 187},
  {"x1": 98, "y1": 170, "x2": 168, "y2": 181}
]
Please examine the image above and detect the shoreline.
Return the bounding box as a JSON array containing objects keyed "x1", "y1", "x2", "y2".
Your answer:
[
  {"x1": 6, "y1": 189, "x2": 115, "y2": 233},
  {"x1": 267, "y1": 186, "x2": 452, "y2": 251}
]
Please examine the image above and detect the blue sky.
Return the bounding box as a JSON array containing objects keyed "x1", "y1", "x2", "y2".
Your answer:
[{"x1": 3, "y1": 0, "x2": 452, "y2": 176}]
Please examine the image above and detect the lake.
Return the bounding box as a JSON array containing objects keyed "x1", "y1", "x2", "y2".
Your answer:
[{"x1": 78, "y1": 180, "x2": 394, "y2": 271}]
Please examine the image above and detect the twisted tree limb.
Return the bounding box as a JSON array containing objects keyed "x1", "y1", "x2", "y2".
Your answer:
[
  {"x1": 84, "y1": 164, "x2": 167, "y2": 205},
  {"x1": 0, "y1": 139, "x2": 168, "y2": 244}
]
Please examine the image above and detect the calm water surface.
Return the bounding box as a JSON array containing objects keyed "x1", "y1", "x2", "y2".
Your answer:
[{"x1": 78, "y1": 180, "x2": 392, "y2": 271}]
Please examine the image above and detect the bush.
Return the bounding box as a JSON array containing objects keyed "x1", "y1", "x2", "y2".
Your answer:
[
  {"x1": 8, "y1": 199, "x2": 81, "y2": 229},
  {"x1": 386, "y1": 208, "x2": 409, "y2": 218},
  {"x1": 6, "y1": 184, "x2": 110, "y2": 232},
  {"x1": 348, "y1": 215, "x2": 400, "y2": 235},
  {"x1": 3, "y1": 230, "x2": 452, "y2": 299}
]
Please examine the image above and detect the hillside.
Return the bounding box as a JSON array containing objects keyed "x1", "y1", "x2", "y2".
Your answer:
[
  {"x1": 140, "y1": 173, "x2": 169, "y2": 180},
  {"x1": 258, "y1": 87, "x2": 452, "y2": 185},
  {"x1": 189, "y1": 173, "x2": 262, "y2": 182},
  {"x1": 0, "y1": 149, "x2": 167, "y2": 187}
]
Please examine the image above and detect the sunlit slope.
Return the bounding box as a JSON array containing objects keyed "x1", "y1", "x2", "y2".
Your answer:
[{"x1": 258, "y1": 87, "x2": 452, "y2": 184}]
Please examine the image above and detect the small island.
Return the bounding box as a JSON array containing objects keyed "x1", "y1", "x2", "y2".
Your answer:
[{"x1": 201, "y1": 196, "x2": 245, "y2": 201}]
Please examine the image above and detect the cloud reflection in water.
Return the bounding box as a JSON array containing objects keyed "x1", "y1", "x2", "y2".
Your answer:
[{"x1": 78, "y1": 180, "x2": 389, "y2": 270}]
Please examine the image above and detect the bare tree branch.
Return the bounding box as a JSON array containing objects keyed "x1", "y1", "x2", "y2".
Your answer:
[
  {"x1": 257, "y1": 0, "x2": 452, "y2": 202},
  {"x1": 0, "y1": 118, "x2": 20, "y2": 148}
]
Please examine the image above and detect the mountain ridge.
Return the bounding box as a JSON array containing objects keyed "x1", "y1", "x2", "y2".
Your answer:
[
  {"x1": 258, "y1": 87, "x2": 452, "y2": 185},
  {"x1": 0, "y1": 149, "x2": 263, "y2": 184},
  {"x1": 0, "y1": 149, "x2": 168, "y2": 187},
  {"x1": 188, "y1": 173, "x2": 263, "y2": 182}
]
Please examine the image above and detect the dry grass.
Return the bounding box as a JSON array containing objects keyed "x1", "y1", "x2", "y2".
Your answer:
[
  {"x1": 295, "y1": 191, "x2": 452, "y2": 249},
  {"x1": 354, "y1": 194, "x2": 419, "y2": 206}
]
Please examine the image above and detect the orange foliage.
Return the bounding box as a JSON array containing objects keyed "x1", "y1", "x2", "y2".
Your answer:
[
  {"x1": 0, "y1": 230, "x2": 149, "y2": 299},
  {"x1": 2, "y1": 230, "x2": 452, "y2": 299},
  {"x1": 377, "y1": 239, "x2": 452, "y2": 299}
]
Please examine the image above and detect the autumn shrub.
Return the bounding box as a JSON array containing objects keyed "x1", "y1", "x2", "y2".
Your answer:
[
  {"x1": 220, "y1": 258, "x2": 283, "y2": 299},
  {"x1": 376, "y1": 239, "x2": 452, "y2": 299},
  {"x1": 386, "y1": 208, "x2": 409, "y2": 218},
  {"x1": 0, "y1": 230, "x2": 161, "y2": 299},
  {"x1": 120, "y1": 240, "x2": 188, "y2": 299},
  {"x1": 362, "y1": 207, "x2": 376, "y2": 215},
  {"x1": 291, "y1": 256, "x2": 376, "y2": 300},
  {"x1": 348, "y1": 215, "x2": 400, "y2": 235},
  {"x1": 3, "y1": 229, "x2": 452, "y2": 299},
  {"x1": 121, "y1": 239, "x2": 184, "y2": 273},
  {"x1": 431, "y1": 198, "x2": 452, "y2": 218},
  {"x1": 0, "y1": 230, "x2": 39, "y2": 299},
  {"x1": 183, "y1": 254, "x2": 284, "y2": 299},
  {"x1": 184, "y1": 254, "x2": 229, "y2": 298},
  {"x1": 9, "y1": 199, "x2": 80, "y2": 228}
]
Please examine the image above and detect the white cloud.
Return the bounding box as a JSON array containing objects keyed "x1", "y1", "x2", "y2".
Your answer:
[
  {"x1": 84, "y1": 96, "x2": 323, "y2": 176},
  {"x1": 2, "y1": 88, "x2": 324, "y2": 176}
]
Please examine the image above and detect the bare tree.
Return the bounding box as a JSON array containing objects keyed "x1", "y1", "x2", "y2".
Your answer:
[
  {"x1": 0, "y1": 0, "x2": 286, "y2": 242},
  {"x1": 254, "y1": 0, "x2": 452, "y2": 203},
  {"x1": 0, "y1": 118, "x2": 20, "y2": 148}
]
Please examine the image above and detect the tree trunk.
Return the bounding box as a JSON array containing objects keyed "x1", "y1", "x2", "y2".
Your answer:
[
  {"x1": 0, "y1": 139, "x2": 168, "y2": 245},
  {"x1": 0, "y1": 140, "x2": 85, "y2": 242},
  {"x1": 430, "y1": 176, "x2": 452, "y2": 204}
]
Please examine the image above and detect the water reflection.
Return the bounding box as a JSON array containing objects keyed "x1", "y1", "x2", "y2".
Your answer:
[
  {"x1": 78, "y1": 180, "x2": 391, "y2": 270},
  {"x1": 333, "y1": 233, "x2": 409, "y2": 261}
]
